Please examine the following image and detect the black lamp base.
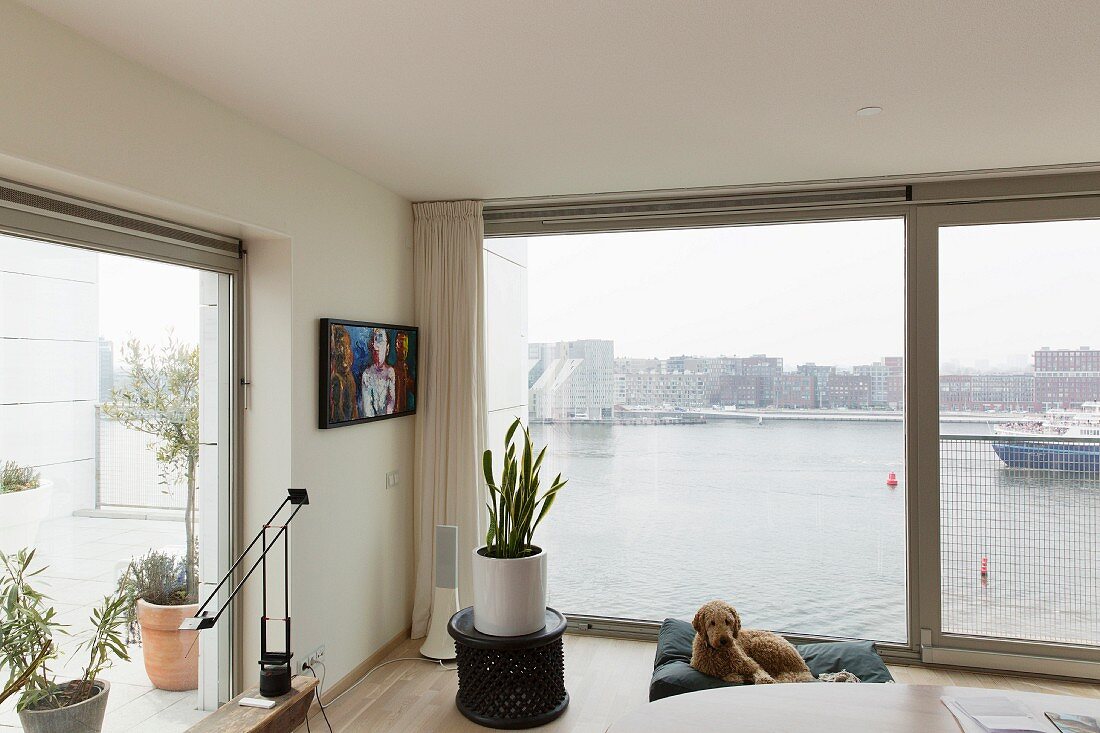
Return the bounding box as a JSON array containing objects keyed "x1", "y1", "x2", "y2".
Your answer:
[{"x1": 259, "y1": 662, "x2": 292, "y2": 698}]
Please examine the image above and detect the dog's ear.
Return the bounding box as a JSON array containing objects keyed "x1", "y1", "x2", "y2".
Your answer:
[
  {"x1": 692, "y1": 606, "x2": 705, "y2": 633},
  {"x1": 730, "y1": 607, "x2": 742, "y2": 637}
]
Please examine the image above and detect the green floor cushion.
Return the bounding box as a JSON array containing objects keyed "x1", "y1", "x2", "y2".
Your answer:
[{"x1": 650, "y1": 618, "x2": 893, "y2": 701}]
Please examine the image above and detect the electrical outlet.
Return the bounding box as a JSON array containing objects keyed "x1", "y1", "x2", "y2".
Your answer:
[
  {"x1": 299, "y1": 643, "x2": 325, "y2": 674},
  {"x1": 386, "y1": 470, "x2": 399, "y2": 490}
]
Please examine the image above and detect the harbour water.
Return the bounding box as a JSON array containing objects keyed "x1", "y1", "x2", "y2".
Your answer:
[{"x1": 531, "y1": 419, "x2": 1100, "y2": 645}]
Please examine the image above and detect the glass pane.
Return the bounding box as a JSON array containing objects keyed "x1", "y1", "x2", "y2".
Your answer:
[
  {"x1": 515, "y1": 218, "x2": 907, "y2": 642},
  {"x1": 0, "y1": 233, "x2": 223, "y2": 728},
  {"x1": 939, "y1": 220, "x2": 1100, "y2": 646}
]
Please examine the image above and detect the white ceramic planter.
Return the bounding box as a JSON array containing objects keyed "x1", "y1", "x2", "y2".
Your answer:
[
  {"x1": 471, "y1": 545, "x2": 548, "y2": 636},
  {"x1": 0, "y1": 481, "x2": 53, "y2": 555}
]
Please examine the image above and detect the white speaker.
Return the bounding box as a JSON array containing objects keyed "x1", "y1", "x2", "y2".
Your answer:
[{"x1": 420, "y1": 524, "x2": 460, "y2": 660}]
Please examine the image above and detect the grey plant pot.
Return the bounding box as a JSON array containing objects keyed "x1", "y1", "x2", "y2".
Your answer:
[{"x1": 17, "y1": 680, "x2": 110, "y2": 733}]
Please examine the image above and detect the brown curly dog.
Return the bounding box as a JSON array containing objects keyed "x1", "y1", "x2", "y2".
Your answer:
[{"x1": 690, "y1": 600, "x2": 814, "y2": 684}]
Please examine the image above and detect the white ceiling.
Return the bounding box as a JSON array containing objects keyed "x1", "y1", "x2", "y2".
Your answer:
[{"x1": 19, "y1": 0, "x2": 1100, "y2": 201}]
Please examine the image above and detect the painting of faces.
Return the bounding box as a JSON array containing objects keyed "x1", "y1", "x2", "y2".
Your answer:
[{"x1": 320, "y1": 319, "x2": 418, "y2": 428}]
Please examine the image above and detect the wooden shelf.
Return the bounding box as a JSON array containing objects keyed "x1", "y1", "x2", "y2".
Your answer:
[{"x1": 185, "y1": 675, "x2": 319, "y2": 733}]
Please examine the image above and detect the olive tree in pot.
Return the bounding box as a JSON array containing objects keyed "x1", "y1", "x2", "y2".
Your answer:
[
  {"x1": 103, "y1": 336, "x2": 201, "y2": 691},
  {"x1": 1, "y1": 549, "x2": 130, "y2": 733},
  {"x1": 474, "y1": 418, "x2": 567, "y2": 636},
  {"x1": 119, "y1": 550, "x2": 199, "y2": 691}
]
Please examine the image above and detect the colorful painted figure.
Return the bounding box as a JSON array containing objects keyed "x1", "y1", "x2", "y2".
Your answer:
[
  {"x1": 328, "y1": 324, "x2": 359, "y2": 423},
  {"x1": 360, "y1": 327, "x2": 396, "y2": 417},
  {"x1": 394, "y1": 331, "x2": 415, "y2": 412}
]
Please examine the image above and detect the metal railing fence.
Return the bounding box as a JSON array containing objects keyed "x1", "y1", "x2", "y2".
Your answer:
[
  {"x1": 95, "y1": 407, "x2": 188, "y2": 511},
  {"x1": 940, "y1": 434, "x2": 1100, "y2": 647}
]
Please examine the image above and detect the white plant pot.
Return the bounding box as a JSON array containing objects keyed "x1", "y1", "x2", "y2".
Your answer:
[
  {"x1": 0, "y1": 481, "x2": 53, "y2": 555},
  {"x1": 471, "y1": 545, "x2": 547, "y2": 636}
]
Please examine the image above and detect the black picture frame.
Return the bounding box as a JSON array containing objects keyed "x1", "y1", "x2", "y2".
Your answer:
[{"x1": 319, "y1": 318, "x2": 418, "y2": 429}]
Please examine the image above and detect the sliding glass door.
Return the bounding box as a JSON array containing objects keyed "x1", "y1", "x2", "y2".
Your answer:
[
  {"x1": 0, "y1": 226, "x2": 236, "y2": 724},
  {"x1": 917, "y1": 197, "x2": 1100, "y2": 676}
]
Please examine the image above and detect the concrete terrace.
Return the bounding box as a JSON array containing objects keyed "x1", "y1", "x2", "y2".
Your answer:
[{"x1": 0, "y1": 515, "x2": 208, "y2": 732}]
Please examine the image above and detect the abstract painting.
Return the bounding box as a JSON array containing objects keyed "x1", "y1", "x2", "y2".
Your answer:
[{"x1": 319, "y1": 319, "x2": 418, "y2": 428}]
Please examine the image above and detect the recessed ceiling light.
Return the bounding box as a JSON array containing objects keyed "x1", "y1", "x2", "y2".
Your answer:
[{"x1": 856, "y1": 106, "x2": 883, "y2": 117}]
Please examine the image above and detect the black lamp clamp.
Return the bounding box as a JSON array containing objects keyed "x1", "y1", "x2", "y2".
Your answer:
[{"x1": 179, "y1": 488, "x2": 310, "y2": 698}]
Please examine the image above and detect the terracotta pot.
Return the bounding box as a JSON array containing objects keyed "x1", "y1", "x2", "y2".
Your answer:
[{"x1": 136, "y1": 599, "x2": 199, "y2": 691}]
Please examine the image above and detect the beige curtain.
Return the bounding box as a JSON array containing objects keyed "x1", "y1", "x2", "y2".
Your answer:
[{"x1": 411, "y1": 200, "x2": 487, "y2": 638}]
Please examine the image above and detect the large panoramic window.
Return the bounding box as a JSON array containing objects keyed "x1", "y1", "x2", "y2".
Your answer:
[
  {"x1": 939, "y1": 219, "x2": 1100, "y2": 648},
  {"x1": 510, "y1": 218, "x2": 907, "y2": 642}
]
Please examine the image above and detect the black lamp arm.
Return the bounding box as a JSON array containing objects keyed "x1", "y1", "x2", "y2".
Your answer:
[{"x1": 180, "y1": 489, "x2": 309, "y2": 631}]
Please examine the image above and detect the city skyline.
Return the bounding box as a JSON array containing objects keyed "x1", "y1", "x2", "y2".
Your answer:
[{"x1": 529, "y1": 338, "x2": 1100, "y2": 419}]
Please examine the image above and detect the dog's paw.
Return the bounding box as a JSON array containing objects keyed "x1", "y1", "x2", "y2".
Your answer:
[{"x1": 753, "y1": 672, "x2": 777, "y2": 684}]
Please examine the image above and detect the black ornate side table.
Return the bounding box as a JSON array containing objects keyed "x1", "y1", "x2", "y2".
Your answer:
[{"x1": 447, "y1": 607, "x2": 569, "y2": 729}]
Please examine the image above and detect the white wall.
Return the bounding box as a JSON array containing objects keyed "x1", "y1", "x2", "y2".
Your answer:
[
  {"x1": 0, "y1": 234, "x2": 98, "y2": 518},
  {"x1": 0, "y1": 0, "x2": 415, "y2": 695}
]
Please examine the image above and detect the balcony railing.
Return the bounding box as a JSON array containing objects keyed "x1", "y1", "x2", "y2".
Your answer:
[
  {"x1": 95, "y1": 408, "x2": 188, "y2": 511},
  {"x1": 940, "y1": 433, "x2": 1100, "y2": 647}
]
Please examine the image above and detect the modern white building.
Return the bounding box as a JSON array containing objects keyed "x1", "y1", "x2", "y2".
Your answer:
[
  {"x1": 0, "y1": 234, "x2": 99, "y2": 518},
  {"x1": 529, "y1": 340, "x2": 614, "y2": 420}
]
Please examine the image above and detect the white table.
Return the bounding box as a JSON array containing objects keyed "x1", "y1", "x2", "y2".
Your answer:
[{"x1": 606, "y1": 684, "x2": 1100, "y2": 732}]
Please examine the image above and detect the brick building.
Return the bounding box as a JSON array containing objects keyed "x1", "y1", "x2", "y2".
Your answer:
[
  {"x1": 797, "y1": 363, "x2": 836, "y2": 408},
  {"x1": 1033, "y1": 347, "x2": 1100, "y2": 408},
  {"x1": 775, "y1": 373, "x2": 815, "y2": 409},
  {"x1": 824, "y1": 373, "x2": 872, "y2": 409},
  {"x1": 939, "y1": 374, "x2": 1030, "y2": 412}
]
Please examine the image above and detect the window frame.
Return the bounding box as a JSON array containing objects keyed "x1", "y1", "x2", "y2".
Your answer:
[
  {"x1": 0, "y1": 181, "x2": 243, "y2": 704},
  {"x1": 488, "y1": 176, "x2": 1100, "y2": 676},
  {"x1": 914, "y1": 195, "x2": 1100, "y2": 678},
  {"x1": 491, "y1": 204, "x2": 918, "y2": 664}
]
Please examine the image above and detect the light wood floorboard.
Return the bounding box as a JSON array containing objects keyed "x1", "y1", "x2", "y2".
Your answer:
[{"x1": 296, "y1": 636, "x2": 1100, "y2": 732}]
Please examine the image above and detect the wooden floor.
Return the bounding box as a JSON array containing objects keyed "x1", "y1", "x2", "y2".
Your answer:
[{"x1": 295, "y1": 635, "x2": 1100, "y2": 732}]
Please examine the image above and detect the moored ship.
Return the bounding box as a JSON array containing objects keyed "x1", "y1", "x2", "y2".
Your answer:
[{"x1": 992, "y1": 402, "x2": 1100, "y2": 473}]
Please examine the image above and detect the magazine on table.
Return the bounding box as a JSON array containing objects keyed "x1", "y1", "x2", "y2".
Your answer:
[
  {"x1": 940, "y1": 695, "x2": 1047, "y2": 733},
  {"x1": 1046, "y1": 712, "x2": 1100, "y2": 733}
]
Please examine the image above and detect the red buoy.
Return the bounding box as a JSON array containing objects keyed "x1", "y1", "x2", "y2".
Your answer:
[
  {"x1": 981, "y1": 557, "x2": 988, "y2": 577},
  {"x1": 886, "y1": 471, "x2": 898, "y2": 487}
]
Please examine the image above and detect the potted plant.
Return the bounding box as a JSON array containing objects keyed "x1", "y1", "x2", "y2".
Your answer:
[
  {"x1": 103, "y1": 337, "x2": 200, "y2": 603},
  {"x1": 1, "y1": 548, "x2": 130, "y2": 733},
  {"x1": 474, "y1": 418, "x2": 567, "y2": 636},
  {"x1": 118, "y1": 550, "x2": 200, "y2": 691},
  {"x1": 0, "y1": 462, "x2": 54, "y2": 555},
  {"x1": 104, "y1": 337, "x2": 202, "y2": 692}
]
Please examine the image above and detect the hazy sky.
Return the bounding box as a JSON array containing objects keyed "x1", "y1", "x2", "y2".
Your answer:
[
  {"x1": 526, "y1": 218, "x2": 1100, "y2": 370},
  {"x1": 99, "y1": 252, "x2": 199, "y2": 357},
  {"x1": 940, "y1": 220, "x2": 1100, "y2": 369},
  {"x1": 528, "y1": 219, "x2": 904, "y2": 367},
  {"x1": 88, "y1": 217, "x2": 1100, "y2": 370}
]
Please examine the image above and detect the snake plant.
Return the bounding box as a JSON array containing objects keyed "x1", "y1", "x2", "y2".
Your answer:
[{"x1": 482, "y1": 418, "x2": 567, "y2": 559}]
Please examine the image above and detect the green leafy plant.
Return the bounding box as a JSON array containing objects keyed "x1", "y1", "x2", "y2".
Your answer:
[
  {"x1": 102, "y1": 336, "x2": 199, "y2": 599},
  {"x1": 482, "y1": 418, "x2": 567, "y2": 559},
  {"x1": 0, "y1": 461, "x2": 41, "y2": 494},
  {"x1": 69, "y1": 591, "x2": 130, "y2": 704},
  {"x1": 0, "y1": 549, "x2": 58, "y2": 709},
  {"x1": 118, "y1": 550, "x2": 195, "y2": 644},
  {"x1": 0, "y1": 548, "x2": 130, "y2": 711}
]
